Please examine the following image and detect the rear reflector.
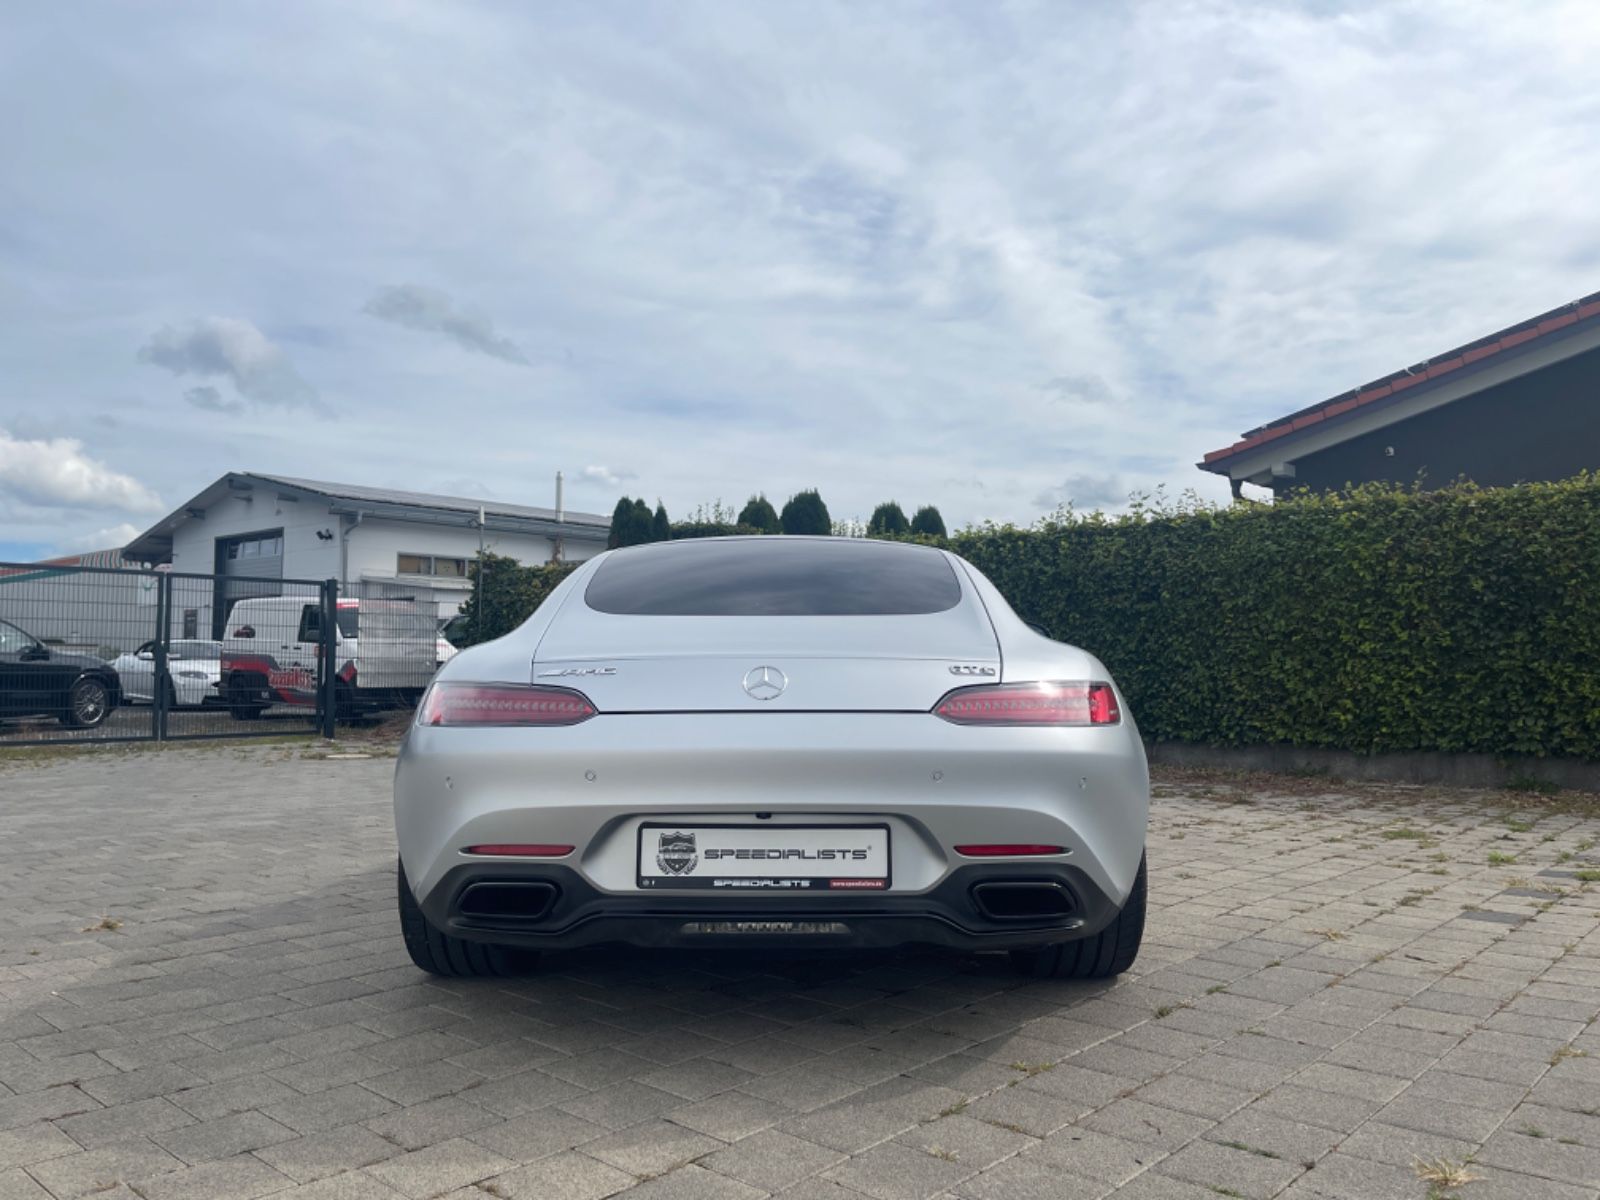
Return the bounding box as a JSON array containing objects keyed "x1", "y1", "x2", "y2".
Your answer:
[
  {"x1": 933, "y1": 681, "x2": 1120, "y2": 725},
  {"x1": 463, "y1": 844, "x2": 574, "y2": 857},
  {"x1": 419, "y1": 682, "x2": 596, "y2": 727},
  {"x1": 955, "y1": 844, "x2": 1066, "y2": 857}
]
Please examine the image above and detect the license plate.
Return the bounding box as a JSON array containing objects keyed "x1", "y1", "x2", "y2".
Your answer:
[{"x1": 638, "y1": 823, "x2": 890, "y2": 890}]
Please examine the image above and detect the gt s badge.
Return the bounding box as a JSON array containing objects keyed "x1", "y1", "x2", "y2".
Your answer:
[
  {"x1": 538, "y1": 667, "x2": 617, "y2": 677},
  {"x1": 949, "y1": 665, "x2": 997, "y2": 676},
  {"x1": 656, "y1": 831, "x2": 698, "y2": 876}
]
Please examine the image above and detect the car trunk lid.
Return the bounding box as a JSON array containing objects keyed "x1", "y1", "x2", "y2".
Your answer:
[{"x1": 532, "y1": 609, "x2": 999, "y2": 713}]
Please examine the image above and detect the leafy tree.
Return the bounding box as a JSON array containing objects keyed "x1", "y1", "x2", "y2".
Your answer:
[
  {"x1": 453, "y1": 552, "x2": 577, "y2": 646},
  {"x1": 737, "y1": 494, "x2": 780, "y2": 533},
  {"x1": 651, "y1": 501, "x2": 671, "y2": 542},
  {"x1": 608, "y1": 497, "x2": 657, "y2": 547},
  {"x1": 910, "y1": 505, "x2": 947, "y2": 537},
  {"x1": 631, "y1": 498, "x2": 653, "y2": 544},
  {"x1": 867, "y1": 501, "x2": 910, "y2": 537},
  {"x1": 607, "y1": 497, "x2": 634, "y2": 549},
  {"x1": 780, "y1": 489, "x2": 831, "y2": 535}
]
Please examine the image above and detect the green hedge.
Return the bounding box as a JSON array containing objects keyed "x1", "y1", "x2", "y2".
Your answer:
[
  {"x1": 950, "y1": 478, "x2": 1600, "y2": 759},
  {"x1": 450, "y1": 553, "x2": 577, "y2": 647},
  {"x1": 452, "y1": 478, "x2": 1600, "y2": 758}
]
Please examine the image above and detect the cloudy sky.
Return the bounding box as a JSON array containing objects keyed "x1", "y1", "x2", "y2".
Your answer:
[{"x1": 3, "y1": 1, "x2": 1598, "y2": 559}]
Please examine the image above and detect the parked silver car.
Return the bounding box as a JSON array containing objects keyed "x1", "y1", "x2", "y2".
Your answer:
[
  {"x1": 394, "y1": 538, "x2": 1148, "y2": 979},
  {"x1": 110, "y1": 639, "x2": 222, "y2": 708}
]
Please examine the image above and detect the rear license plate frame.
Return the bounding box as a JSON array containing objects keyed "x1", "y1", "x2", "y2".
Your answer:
[{"x1": 637, "y1": 822, "x2": 891, "y2": 891}]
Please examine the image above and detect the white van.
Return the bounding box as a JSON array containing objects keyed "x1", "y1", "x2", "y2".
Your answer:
[{"x1": 220, "y1": 596, "x2": 447, "y2": 720}]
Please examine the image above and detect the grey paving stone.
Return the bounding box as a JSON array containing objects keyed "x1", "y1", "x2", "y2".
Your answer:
[
  {"x1": 823, "y1": 1139, "x2": 971, "y2": 1200},
  {"x1": 701, "y1": 1128, "x2": 845, "y2": 1191},
  {"x1": 465, "y1": 1109, "x2": 607, "y2": 1162},
  {"x1": 484, "y1": 1149, "x2": 637, "y2": 1200},
  {"x1": 610, "y1": 1162, "x2": 766, "y2": 1199},
  {"x1": 131, "y1": 1152, "x2": 295, "y2": 1200},
  {"x1": 951, "y1": 1153, "x2": 1104, "y2": 1200},
  {"x1": 668, "y1": 1090, "x2": 790, "y2": 1140},
  {"x1": 893, "y1": 1113, "x2": 1035, "y2": 1171},
  {"x1": 1079, "y1": 1099, "x2": 1213, "y2": 1151},
  {"x1": 55, "y1": 1096, "x2": 197, "y2": 1150},
  {"x1": 0, "y1": 1166, "x2": 54, "y2": 1200},
  {"x1": 252, "y1": 1123, "x2": 402, "y2": 1182},
  {"x1": 27, "y1": 1138, "x2": 185, "y2": 1199},
  {"x1": 364, "y1": 1136, "x2": 517, "y2": 1198},
  {"x1": 1156, "y1": 1138, "x2": 1305, "y2": 1198},
  {"x1": 582, "y1": 1118, "x2": 723, "y2": 1177},
  {"x1": 1478, "y1": 1124, "x2": 1600, "y2": 1188},
  {"x1": 260, "y1": 1083, "x2": 398, "y2": 1134},
  {"x1": 269, "y1": 1170, "x2": 409, "y2": 1199},
  {"x1": 152, "y1": 1109, "x2": 297, "y2": 1164},
  {"x1": 1031, "y1": 1127, "x2": 1159, "y2": 1185},
  {"x1": 362, "y1": 1095, "x2": 500, "y2": 1152},
  {"x1": 0, "y1": 1122, "x2": 79, "y2": 1169}
]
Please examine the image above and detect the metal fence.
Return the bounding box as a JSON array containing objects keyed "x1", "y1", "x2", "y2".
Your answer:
[{"x1": 0, "y1": 561, "x2": 446, "y2": 746}]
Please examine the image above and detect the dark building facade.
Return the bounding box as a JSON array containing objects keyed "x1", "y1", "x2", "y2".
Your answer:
[{"x1": 1200, "y1": 290, "x2": 1600, "y2": 496}]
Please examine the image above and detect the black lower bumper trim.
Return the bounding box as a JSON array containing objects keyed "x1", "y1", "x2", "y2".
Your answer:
[{"x1": 416, "y1": 860, "x2": 1121, "y2": 952}]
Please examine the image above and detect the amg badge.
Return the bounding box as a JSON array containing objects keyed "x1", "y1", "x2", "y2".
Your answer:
[{"x1": 655, "y1": 831, "x2": 698, "y2": 876}]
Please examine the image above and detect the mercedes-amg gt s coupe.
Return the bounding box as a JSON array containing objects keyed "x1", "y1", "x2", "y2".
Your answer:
[{"x1": 394, "y1": 537, "x2": 1148, "y2": 979}]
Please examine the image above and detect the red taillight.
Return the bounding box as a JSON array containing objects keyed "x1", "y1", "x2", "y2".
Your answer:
[
  {"x1": 418, "y1": 682, "x2": 597, "y2": 727},
  {"x1": 463, "y1": 844, "x2": 574, "y2": 857},
  {"x1": 955, "y1": 844, "x2": 1066, "y2": 857},
  {"x1": 933, "y1": 681, "x2": 1121, "y2": 726}
]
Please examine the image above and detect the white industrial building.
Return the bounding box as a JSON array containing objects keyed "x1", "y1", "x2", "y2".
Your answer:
[{"x1": 122, "y1": 472, "x2": 609, "y2": 634}]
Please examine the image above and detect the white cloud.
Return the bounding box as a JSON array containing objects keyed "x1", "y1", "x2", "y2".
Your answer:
[
  {"x1": 4, "y1": 1, "x2": 1600, "y2": 538},
  {"x1": 139, "y1": 317, "x2": 319, "y2": 409},
  {"x1": 184, "y1": 385, "x2": 244, "y2": 414},
  {"x1": 364, "y1": 285, "x2": 528, "y2": 364},
  {"x1": 59, "y1": 522, "x2": 142, "y2": 554},
  {"x1": 580, "y1": 465, "x2": 637, "y2": 487},
  {"x1": 0, "y1": 430, "x2": 163, "y2": 513}
]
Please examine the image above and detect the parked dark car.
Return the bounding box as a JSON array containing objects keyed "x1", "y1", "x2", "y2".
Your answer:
[{"x1": 0, "y1": 619, "x2": 120, "y2": 728}]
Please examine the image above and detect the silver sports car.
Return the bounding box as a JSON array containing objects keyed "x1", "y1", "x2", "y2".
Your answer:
[{"x1": 394, "y1": 537, "x2": 1148, "y2": 979}]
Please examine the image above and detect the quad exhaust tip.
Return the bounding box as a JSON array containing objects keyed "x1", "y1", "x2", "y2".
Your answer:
[
  {"x1": 971, "y1": 880, "x2": 1076, "y2": 921},
  {"x1": 457, "y1": 881, "x2": 558, "y2": 922}
]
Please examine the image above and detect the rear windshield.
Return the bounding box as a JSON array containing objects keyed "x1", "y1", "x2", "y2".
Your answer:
[{"x1": 584, "y1": 539, "x2": 963, "y2": 616}]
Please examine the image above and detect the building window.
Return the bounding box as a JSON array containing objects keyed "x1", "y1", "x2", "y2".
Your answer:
[{"x1": 399, "y1": 553, "x2": 470, "y2": 578}]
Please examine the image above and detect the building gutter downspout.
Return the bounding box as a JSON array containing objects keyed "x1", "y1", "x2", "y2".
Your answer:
[{"x1": 340, "y1": 511, "x2": 364, "y2": 585}]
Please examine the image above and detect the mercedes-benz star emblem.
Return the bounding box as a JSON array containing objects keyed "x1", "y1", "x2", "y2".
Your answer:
[{"x1": 742, "y1": 665, "x2": 787, "y2": 701}]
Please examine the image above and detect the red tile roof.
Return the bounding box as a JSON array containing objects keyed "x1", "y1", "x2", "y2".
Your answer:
[{"x1": 1201, "y1": 289, "x2": 1600, "y2": 470}]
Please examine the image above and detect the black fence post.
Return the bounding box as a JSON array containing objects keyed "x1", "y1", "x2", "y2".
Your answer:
[
  {"x1": 320, "y1": 579, "x2": 338, "y2": 739},
  {"x1": 152, "y1": 571, "x2": 171, "y2": 741}
]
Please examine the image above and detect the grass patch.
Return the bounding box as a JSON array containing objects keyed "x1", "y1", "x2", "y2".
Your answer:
[
  {"x1": 1010, "y1": 1061, "x2": 1054, "y2": 1077},
  {"x1": 1413, "y1": 1157, "x2": 1480, "y2": 1190},
  {"x1": 1572, "y1": 869, "x2": 1600, "y2": 882},
  {"x1": 1504, "y1": 775, "x2": 1560, "y2": 795},
  {"x1": 1381, "y1": 827, "x2": 1428, "y2": 840},
  {"x1": 80, "y1": 914, "x2": 122, "y2": 933},
  {"x1": 1487, "y1": 851, "x2": 1517, "y2": 866}
]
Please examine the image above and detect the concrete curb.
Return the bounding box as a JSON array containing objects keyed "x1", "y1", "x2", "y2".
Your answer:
[{"x1": 1146, "y1": 740, "x2": 1600, "y2": 792}]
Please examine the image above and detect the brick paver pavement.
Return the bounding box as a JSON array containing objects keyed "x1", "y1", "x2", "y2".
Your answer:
[{"x1": 0, "y1": 746, "x2": 1596, "y2": 1199}]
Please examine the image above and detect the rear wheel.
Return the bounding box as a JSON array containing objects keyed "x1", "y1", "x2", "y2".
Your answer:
[
  {"x1": 227, "y1": 674, "x2": 266, "y2": 721},
  {"x1": 1011, "y1": 853, "x2": 1146, "y2": 980},
  {"x1": 397, "y1": 859, "x2": 538, "y2": 978},
  {"x1": 62, "y1": 676, "x2": 111, "y2": 729}
]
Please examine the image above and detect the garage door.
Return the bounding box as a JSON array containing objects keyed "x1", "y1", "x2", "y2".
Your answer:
[{"x1": 214, "y1": 530, "x2": 284, "y2": 636}]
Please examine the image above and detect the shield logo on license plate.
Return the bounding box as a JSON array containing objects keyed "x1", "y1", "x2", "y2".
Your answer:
[{"x1": 656, "y1": 831, "x2": 698, "y2": 876}]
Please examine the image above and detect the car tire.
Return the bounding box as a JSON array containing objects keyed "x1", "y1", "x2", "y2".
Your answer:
[
  {"x1": 62, "y1": 676, "x2": 112, "y2": 729},
  {"x1": 397, "y1": 859, "x2": 539, "y2": 978},
  {"x1": 1011, "y1": 853, "x2": 1146, "y2": 981}
]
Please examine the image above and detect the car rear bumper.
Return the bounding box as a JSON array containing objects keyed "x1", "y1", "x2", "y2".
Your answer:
[
  {"x1": 395, "y1": 712, "x2": 1149, "y2": 929},
  {"x1": 418, "y1": 859, "x2": 1122, "y2": 952}
]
